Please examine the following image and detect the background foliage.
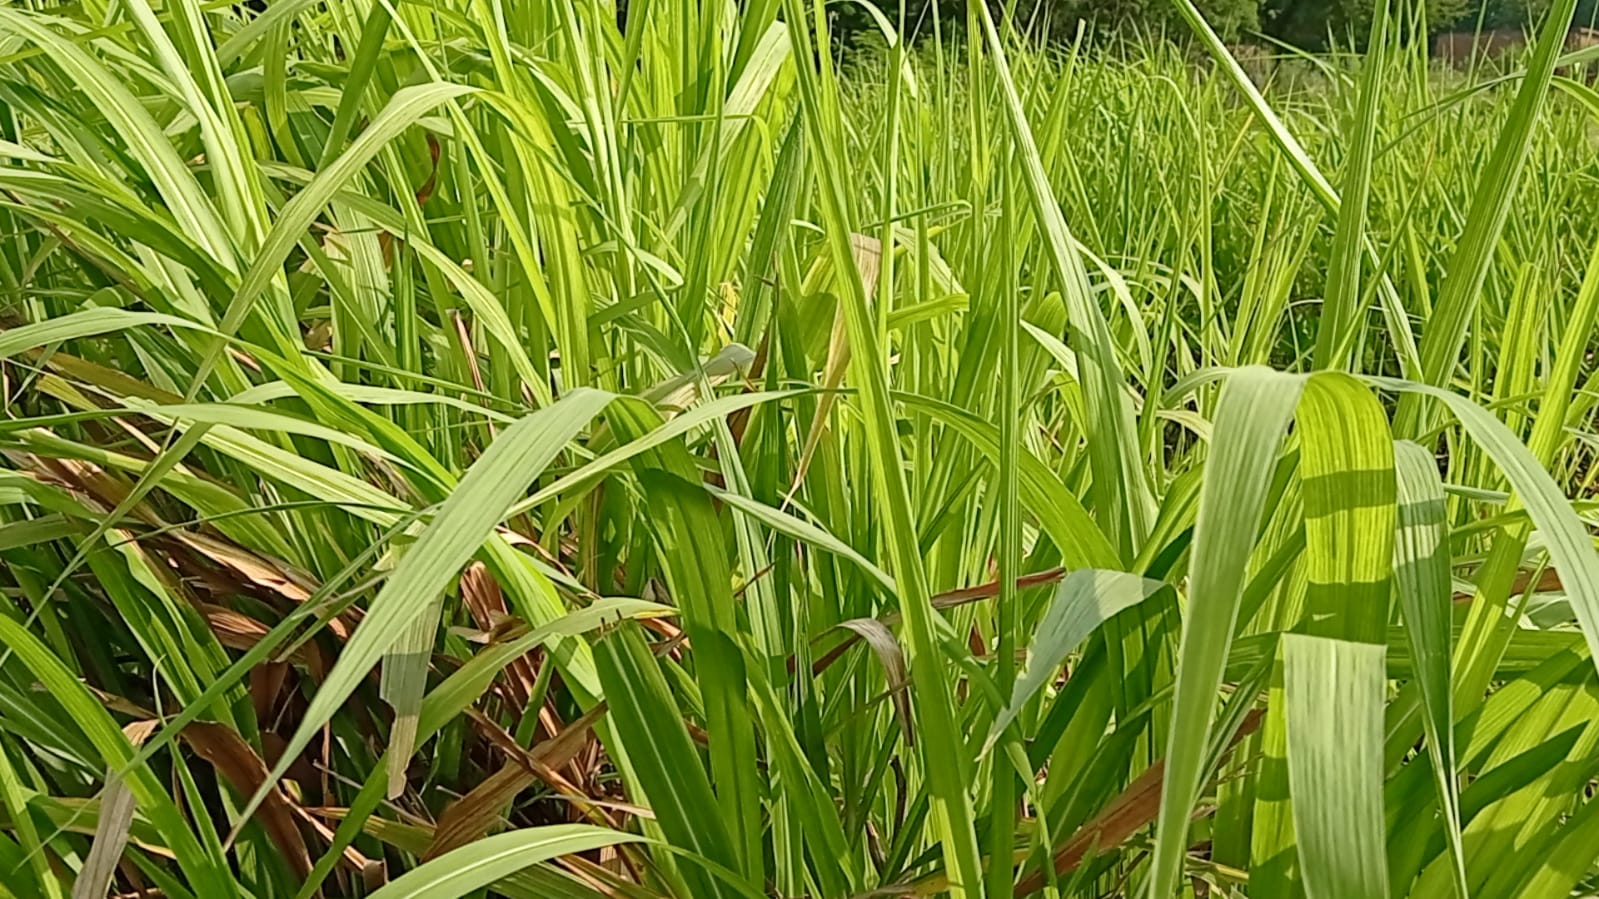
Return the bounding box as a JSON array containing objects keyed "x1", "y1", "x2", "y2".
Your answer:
[{"x1": 836, "y1": 0, "x2": 1598, "y2": 43}]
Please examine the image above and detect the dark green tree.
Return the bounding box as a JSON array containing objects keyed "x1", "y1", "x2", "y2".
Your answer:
[
  {"x1": 1467, "y1": 0, "x2": 1599, "y2": 28},
  {"x1": 1259, "y1": 0, "x2": 1599, "y2": 48},
  {"x1": 828, "y1": 0, "x2": 1599, "y2": 48},
  {"x1": 1051, "y1": 0, "x2": 1259, "y2": 39},
  {"x1": 829, "y1": 0, "x2": 1260, "y2": 45},
  {"x1": 1260, "y1": 0, "x2": 1475, "y2": 48}
]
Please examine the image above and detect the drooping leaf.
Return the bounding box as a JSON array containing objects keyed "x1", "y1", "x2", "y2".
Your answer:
[
  {"x1": 364, "y1": 825, "x2": 644, "y2": 899},
  {"x1": 983, "y1": 569, "x2": 1166, "y2": 755}
]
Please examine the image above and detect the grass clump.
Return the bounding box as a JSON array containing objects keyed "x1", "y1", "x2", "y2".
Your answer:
[{"x1": 3, "y1": 0, "x2": 1599, "y2": 897}]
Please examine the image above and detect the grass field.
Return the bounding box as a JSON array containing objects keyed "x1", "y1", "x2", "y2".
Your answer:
[{"x1": 4, "y1": 0, "x2": 1599, "y2": 896}]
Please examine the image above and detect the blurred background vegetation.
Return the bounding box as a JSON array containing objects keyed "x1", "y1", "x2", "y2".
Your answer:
[{"x1": 832, "y1": 0, "x2": 1599, "y2": 47}]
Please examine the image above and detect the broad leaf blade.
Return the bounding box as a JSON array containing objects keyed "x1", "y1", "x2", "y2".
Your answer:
[
  {"x1": 595, "y1": 623, "x2": 742, "y2": 899},
  {"x1": 365, "y1": 824, "x2": 643, "y2": 899},
  {"x1": 1284, "y1": 634, "x2": 1389, "y2": 899},
  {"x1": 1149, "y1": 366, "x2": 1304, "y2": 898},
  {"x1": 1392, "y1": 440, "x2": 1467, "y2": 897}
]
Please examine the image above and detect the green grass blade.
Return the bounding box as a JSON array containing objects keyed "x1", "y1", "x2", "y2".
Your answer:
[
  {"x1": 0, "y1": 615, "x2": 236, "y2": 896},
  {"x1": 595, "y1": 623, "x2": 742, "y2": 899},
  {"x1": 0, "y1": 738, "x2": 59, "y2": 899},
  {"x1": 1376, "y1": 378, "x2": 1599, "y2": 681},
  {"x1": 1508, "y1": 794, "x2": 1599, "y2": 898},
  {"x1": 1298, "y1": 372, "x2": 1394, "y2": 644},
  {"x1": 0, "y1": 8, "x2": 235, "y2": 264},
  {"x1": 319, "y1": 3, "x2": 393, "y2": 167},
  {"x1": 1170, "y1": 0, "x2": 1422, "y2": 378},
  {"x1": 1149, "y1": 366, "x2": 1304, "y2": 898},
  {"x1": 711, "y1": 487, "x2": 895, "y2": 591},
  {"x1": 1392, "y1": 440, "x2": 1467, "y2": 898},
  {"x1": 1314, "y1": 1, "x2": 1388, "y2": 372},
  {"x1": 631, "y1": 465, "x2": 762, "y2": 881},
  {"x1": 364, "y1": 825, "x2": 644, "y2": 899},
  {"x1": 974, "y1": 0, "x2": 1152, "y2": 558},
  {"x1": 198, "y1": 82, "x2": 477, "y2": 387},
  {"x1": 896, "y1": 392, "x2": 1119, "y2": 568},
  {"x1": 1283, "y1": 634, "x2": 1389, "y2": 899},
  {"x1": 0, "y1": 310, "x2": 214, "y2": 360},
  {"x1": 983, "y1": 570, "x2": 1166, "y2": 756}
]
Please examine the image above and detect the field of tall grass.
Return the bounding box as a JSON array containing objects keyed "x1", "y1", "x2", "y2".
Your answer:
[{"x1": 5, "y1": 0, "x2": 1599, "y2": 896}]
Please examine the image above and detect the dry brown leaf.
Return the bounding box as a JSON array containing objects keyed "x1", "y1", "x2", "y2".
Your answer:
[
  {"x1": 285, "y1": 801, "x2": 382, "y2": 885},
  {"x1": 199, "y1": 604, "x2": 328, "y2": 679},
  {"x1": 460, "y1": 563, "x2": 536, "y2": 709},
  {"x1": 833, "y1": 618, "x2": 914, "y2": 746},
  {"x1": 173, "y1": 531, "x2": 314, "y2": 603},
  {"x1": 452, "y1": 311, "x2": 489, "y2": 401},
  {"x1": 123, "y1": 721, "x2": 158, "y2": 746},
  {"x1": 249, "y1": 661, "x2": 290, "y2": 725},
  {"x1": 182, "y1": 723, "x2": 313, "y2": 882},
  {"x1": 21, "y1": 454, "x2": 144, "y2": 520},
  {"x1": 424, "y1": 763, "x2": 537, "y2": 861},
  {"x1": 423, "y1": 704, "x2": 610, "y2": 860},
  {"x1": 83, "y1": 687, "x2": 155, "y2": 721},
  {"x1": 557, "y1": 852, "x2": 640, "y2": 898}
]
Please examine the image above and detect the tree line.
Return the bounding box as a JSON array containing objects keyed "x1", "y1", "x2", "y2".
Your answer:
[{"x1": 835, "y1": 0, "x2": 1599, "y2": 48}]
